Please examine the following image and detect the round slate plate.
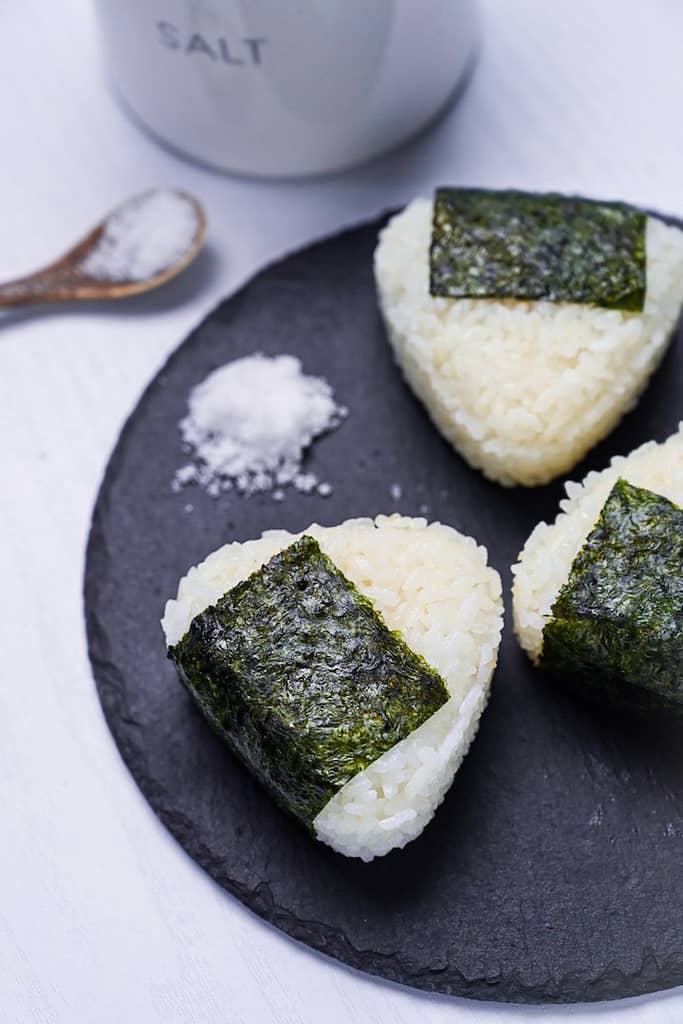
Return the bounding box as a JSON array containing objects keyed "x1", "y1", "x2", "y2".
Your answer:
[{"x1": 85, "y1": 213, "x2": 683, "y2": 1005}]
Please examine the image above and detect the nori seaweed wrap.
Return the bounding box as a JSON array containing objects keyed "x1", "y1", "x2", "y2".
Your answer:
[
  {"x1": 430, "y1": 188, "x2": 646, "y2": 310},
  {"x1": 541, "y1": 479, "x2": 683, "y2": 709}
]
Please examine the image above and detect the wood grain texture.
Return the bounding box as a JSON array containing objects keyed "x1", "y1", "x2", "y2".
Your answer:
[{"x1": 2, "y1": 0, "x2": 683, "y2": 1021}]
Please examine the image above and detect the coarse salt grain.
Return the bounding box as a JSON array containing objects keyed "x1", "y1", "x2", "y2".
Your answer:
[
  {"x1": 174, "y1": 353, "x2": 346, "y2": 499},
  {"x1": 81, "y1": 189, "x2": 199, "y2": 282}
]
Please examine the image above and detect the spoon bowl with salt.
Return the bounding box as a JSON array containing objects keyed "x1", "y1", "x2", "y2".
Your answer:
[{"x1": 0, "y1": 188, "x2": 206, "y2": 308}]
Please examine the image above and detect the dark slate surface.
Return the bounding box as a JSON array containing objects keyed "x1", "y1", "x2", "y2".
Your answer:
[{"x1": 84, "y1": 213, "x2": 683, "y2": 1004}]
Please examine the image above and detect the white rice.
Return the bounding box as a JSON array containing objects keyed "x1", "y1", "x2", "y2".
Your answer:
[
  {"x1": 162, "y1": 515, "x2": 503, "y2": 861},
  {"x1": 512, "y1": 424, "x2": 683, "y2": 663},
  {"x1": 374, "y1": 198, "x2": 683, "y2": 487}
]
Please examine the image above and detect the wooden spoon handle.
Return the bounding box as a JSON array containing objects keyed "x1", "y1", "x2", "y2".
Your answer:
[
  {"x1": 0, "y1": 270, "x2": 75, "y2": 307},
  {"x1": 0, "y1": 275, "x2": 44, "y2": 307},
  {"x1": 0, "y1": 266, "x2": 102, "y2": 307}
]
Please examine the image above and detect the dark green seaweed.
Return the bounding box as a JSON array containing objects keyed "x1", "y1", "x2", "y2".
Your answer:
[
  {"x1": 169, "y1": 535, "x2": 450, "y2": 828},
  {"x1": 430, "y1": 188, "x2": 646, "y2": 310},
  {"x1": 541, "y1": 478, "x2": 683, "y2": 709}
]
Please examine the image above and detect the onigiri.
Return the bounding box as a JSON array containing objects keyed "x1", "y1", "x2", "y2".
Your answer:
[
  {"x1": 513, "y1": 425, "x2": 683, "y2": 708},
  {"x1": 375, "y1": 191, "x2": 683, "y2": 487},
  {"x1": 162, "y1": 515, "x2": 503, "y2": 860}
]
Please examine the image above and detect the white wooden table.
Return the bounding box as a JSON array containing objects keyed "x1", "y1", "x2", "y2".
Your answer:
[{"x1": 2, "y1": 2, "x2": 682, "y2": 1020}]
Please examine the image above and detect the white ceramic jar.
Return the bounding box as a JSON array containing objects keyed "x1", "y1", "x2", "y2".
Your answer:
[{"x1": 94, "y1": 0, "x2": 478, "y2": 178}]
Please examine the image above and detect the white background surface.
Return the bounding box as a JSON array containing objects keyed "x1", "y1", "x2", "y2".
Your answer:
[{"x1": 1, "y1": 2, "x2": 682, "y2": 1021}]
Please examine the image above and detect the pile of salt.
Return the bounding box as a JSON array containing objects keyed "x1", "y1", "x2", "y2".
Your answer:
[{"x1": 174, "y1": 353, "x2": 346, "y2": 499}]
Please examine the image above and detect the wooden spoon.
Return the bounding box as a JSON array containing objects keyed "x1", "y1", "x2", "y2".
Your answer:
[{"x1": 0, "y1": 189, "x2": 207, "y2": 308}]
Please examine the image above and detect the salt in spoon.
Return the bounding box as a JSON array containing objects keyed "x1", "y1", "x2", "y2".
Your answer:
[{"x1": 0, "y1": 188, "x2": 206, "y2": 308}]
